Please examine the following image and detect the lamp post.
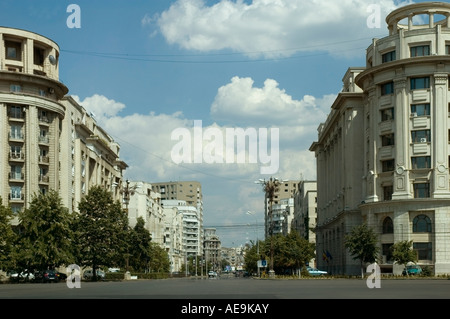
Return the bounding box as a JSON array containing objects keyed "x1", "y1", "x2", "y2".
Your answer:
[
  {"x1": 255, "y1": 177, "x2": 282, "y2": 277},
  {"x1": 119, "y1": 179, "x2": 140, "y2": 276}
]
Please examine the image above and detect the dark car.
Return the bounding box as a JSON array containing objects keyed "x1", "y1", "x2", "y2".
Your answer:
[
  {"x1": 35, "y1": 270, "x2": 59, "y2": 283},
  {"x1": 56, "y1": 271, "x2": 67, "y2": 281}
]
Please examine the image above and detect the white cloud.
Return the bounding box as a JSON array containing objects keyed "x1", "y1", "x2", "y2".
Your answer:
[
  {"x1": 210, "y1": 76, "x2": 331, "y2": 133},
  {"x1": 154, "y1": 0, "x2": 413, "y2": 58}
]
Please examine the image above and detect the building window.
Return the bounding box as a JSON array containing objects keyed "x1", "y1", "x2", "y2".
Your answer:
[
  {"x1": 413, "y1": 183, "x2": 430, "y2": 198},
  {"x1": 411, "y1": 103, "x2": 430, "y2": 116},
  {"x1": 413, "y1": 214, "x2": 432, "y2": 233},
  {"x1": 411, "y1": 129, "x2": 431, "y2": 143},
  {"x1": 8, "y1": 105, "x2": 22, "y2": 119},
  {"x1": 33, "y1": 47, "x2": 45, "y2": 66},
  {"x1": 410, "y1": 77, "x2": 430, "y2": 90},
  {"x1": 382, "y1": 50, "x2": 396, "y2": 63},
  {"x1": 411, "y1": 156, "x2": 431, "y2": 169},
  {"x1": 382, "y1": 243, "x2": 393, "y2": 262},
  {"x1": 410, "y1": 45, "x2": 430, "y2": 57},
  {"x1": 446, "y1": 45, "x2": 450, "y2": 55},
  {"x1": 383, "y1": 185, "x2": 393, "y2": 201},
  {"x1": 10, "y1": 84, "x2": 22, "y2": 92},
  {"x1": 381, "y1": 108, "x2": 394, "y2": 121},
  {"x1": 382, "y1": 217, "x2": 394, "y2": 233},
  {"x1": 10, "y1": 186, "x2": 22, "y2": 200},
  {"x1": 381, "y1": 133, "x2": 395, "y2": 146},
  {"x1": 10, "y1": 125, "x2": 23, "y2": 139},
  {"x1": 381, "y1": 159, "x2": 395, "y2": 172},
  {"x1": 413, "y1": 242, "x2": 432, "y2": 260},
  {"x1": 381, "y1": 82, "x2": 394, "y2": 95},
  {"x1": 5, "y1": 41, "x2": 22, "y2": 60}
]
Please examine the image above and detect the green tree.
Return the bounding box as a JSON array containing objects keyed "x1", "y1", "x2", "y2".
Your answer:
[
  {"x1": 148, "y1": 242, "x2": 170, "y2": 273},
  {"x1": 0, "y1": 197, "x2": 16, "y2": 271},
  {"x1": 74, "y1": 186, "x2": 128, "y2": 280},
  {"x1": 280, "y1": 232, "x2": 316, "y2": 277},
  {"x1": 344, "y1": 223, "x2": 380, "y2": 278},
  {"x1": 391, "y1": 240, "x2": 418, "y2": 276},
  {"x1": 129, "y1": 217, "x2": 152, "y2": 272},
  {"x1": 14, "y1": 190, "x2": 74, "y2": 272},
  {"x1": 244, "y1": 239, "x2": 260, "y2": 274}
]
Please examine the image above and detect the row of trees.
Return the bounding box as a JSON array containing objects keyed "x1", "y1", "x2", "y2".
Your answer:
[
  {"x1": 0, "y1": 186, "x2": 170, "y2": 280},
  {"x1": 244, "y1": 232, "x2": 316, "y2": 276},
  {"x1": 345, "y1": 223, "x2": 419, "y2": 277},
  {"x1": 243, "y1": 223, "x2": 420, "y2": 277}
]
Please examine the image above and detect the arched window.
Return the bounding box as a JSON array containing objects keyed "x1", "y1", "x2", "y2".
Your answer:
[
  {"x1": 382, "y1": 217, "x2": 393, "y2": 234},
  {"x1": 413, "y1": 214, "x2": 432, "y2": 233}
]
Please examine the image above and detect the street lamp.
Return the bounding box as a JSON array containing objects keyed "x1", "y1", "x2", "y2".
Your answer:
[{"x1": 246, "y1": 211, "x2": 260, "y2": 277}]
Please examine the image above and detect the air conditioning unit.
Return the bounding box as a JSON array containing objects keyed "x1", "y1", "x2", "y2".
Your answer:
[
  {"x1": 420, "y1": 138, "x2": 427, "y2": 143},
  {"x1": 410, "y1": 112, "x2": 417, "y2": 117}
]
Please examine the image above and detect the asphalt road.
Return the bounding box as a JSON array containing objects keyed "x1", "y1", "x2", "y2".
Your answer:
[{"x1": 1, "y1": 276, "x2": 449, "y2": 299}]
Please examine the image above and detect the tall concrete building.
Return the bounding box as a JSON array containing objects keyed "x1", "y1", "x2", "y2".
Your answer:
[
  {"x1": 258, "y1": 179, "x2": 299, "y2": 238},
  {"x1": 204, "y1": 228, "x2": 221, "y2": 272},
  {"x1": 310, "y1": 2, "x2": 450, "y2": 275},
  {"x1": 0, "y1": 27, "x2": 126, "y2": 221},
  {"x1": 153, "y1": 181, "x2": 204, "y2": 256}
]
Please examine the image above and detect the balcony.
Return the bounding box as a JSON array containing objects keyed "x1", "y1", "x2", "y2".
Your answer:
[
  {"x1": 9, "y1": 132, "x2": 24, "y2": 141},
  {"x1": 9, "y1": 172, "x2": 24, "y2": 181},
  {"x1": 39, "y1": 155, "x2": 50, "y2": 164},
  {"x1": 39, "y1": 175, "x2": 49, "y2": 184},
  {"x1": 38, "y1": 136, "x2": 49, "y2": 144},
  {"x1": 38, "y1": 116, "x2": 50, "y2": 125},
  {"x1": 9, "y1": 152, "x2": 25, "y2": 161},
  {"x1": 9, "y1": 193, "x2": 24, "y2": 202}
]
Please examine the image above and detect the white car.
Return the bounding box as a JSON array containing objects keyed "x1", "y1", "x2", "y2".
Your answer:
[
  {"x1": 83, "y1": 269, "x2": 106, "y2": 280},
  {"x1": 208, "y1": 271, "x2": 218, "y2": 278},
  {"x1": 307, "y1": 267, "x2": 327, "y2": 276}
]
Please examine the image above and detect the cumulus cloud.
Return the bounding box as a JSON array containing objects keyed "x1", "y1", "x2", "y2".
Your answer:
[{"x1": 152, "y1": 0, "x2": 412, "y2": 58}]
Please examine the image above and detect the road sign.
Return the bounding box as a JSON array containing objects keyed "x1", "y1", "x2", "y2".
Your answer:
[{"x1": 257, "y1": 260, "x2": 267, "y2": 268}]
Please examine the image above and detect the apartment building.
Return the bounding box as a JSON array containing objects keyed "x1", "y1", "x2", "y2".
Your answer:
[
  {"x1": 0, "y1": 27, "x2": 126, "y2": 221},
  {"x1": 260, "y1": 179, "x2": 299, "y2": 238},
  {"x1": 162, "y1": 199, "x2": 202, "y2": 273},
  {"x1": 123, "y1": 181, "x2": 165, "y2": 246},
  {"x1": 153, "y1": 181, "x2": 204, "y2": 255},
  {"x1": 310, "y1": 2, "x2": 450, "y2": 275},
  {"x1": 204, "y1": 228, "x2": 221, "y2": 272}
]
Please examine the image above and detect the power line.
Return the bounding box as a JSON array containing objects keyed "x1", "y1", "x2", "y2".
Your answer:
[{"x1": 60, "y1": 34, "x2": 386, "y2": 64}]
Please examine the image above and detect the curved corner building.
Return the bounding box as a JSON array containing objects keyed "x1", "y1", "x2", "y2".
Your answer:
[
  {"x1": 311, "y1": 2, "x2": 450, "y2": 275},
  {"x1": 0, "y1": 27, "x2": 127, "y2": 222}
]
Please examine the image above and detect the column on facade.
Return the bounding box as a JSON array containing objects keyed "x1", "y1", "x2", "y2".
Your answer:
[
  {"x1": 392, "y1": 76, "x2": 410, "y2": 199},
  {"x1": 365, "y1": 87, "x2": 378, "y2": 202},
  {"x1": 432, "y1": 73, "x2": 450, "y2": 197}
]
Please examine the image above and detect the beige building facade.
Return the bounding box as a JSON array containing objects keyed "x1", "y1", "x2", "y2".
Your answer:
[
  {"x1": 0, "y1": 27, "x2": 127, "y2": 222},
  {"x1": 311, "y1": 2, "x2": 450, "y2": 275}
]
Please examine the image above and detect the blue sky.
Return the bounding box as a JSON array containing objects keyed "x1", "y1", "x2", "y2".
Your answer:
[{"x1": 2, "y1": 0, "x2": 433, "y2": 247}]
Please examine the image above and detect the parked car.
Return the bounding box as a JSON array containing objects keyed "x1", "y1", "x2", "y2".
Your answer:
[
  {"x1": 307, "y1": 267, "x2": 327, "y2": 276},
  {"x1": 83, "y1": 269, "x2": 106, "y2": 280},
  {"x1": 34, "y1": 270, "x2": 59, "y2": 283},
  {"x1": 56, "y1": 271, "x2": 67, "y2": 281},
  {"x1": 8, "y1": 270, "x2": 35, "y2": 283},
  {"x1": 402, "y1": 265, "x2": 422, "y2": 276},
  {"x1": 208, "y1": 271, "x2": 218, "y2": 278}
]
